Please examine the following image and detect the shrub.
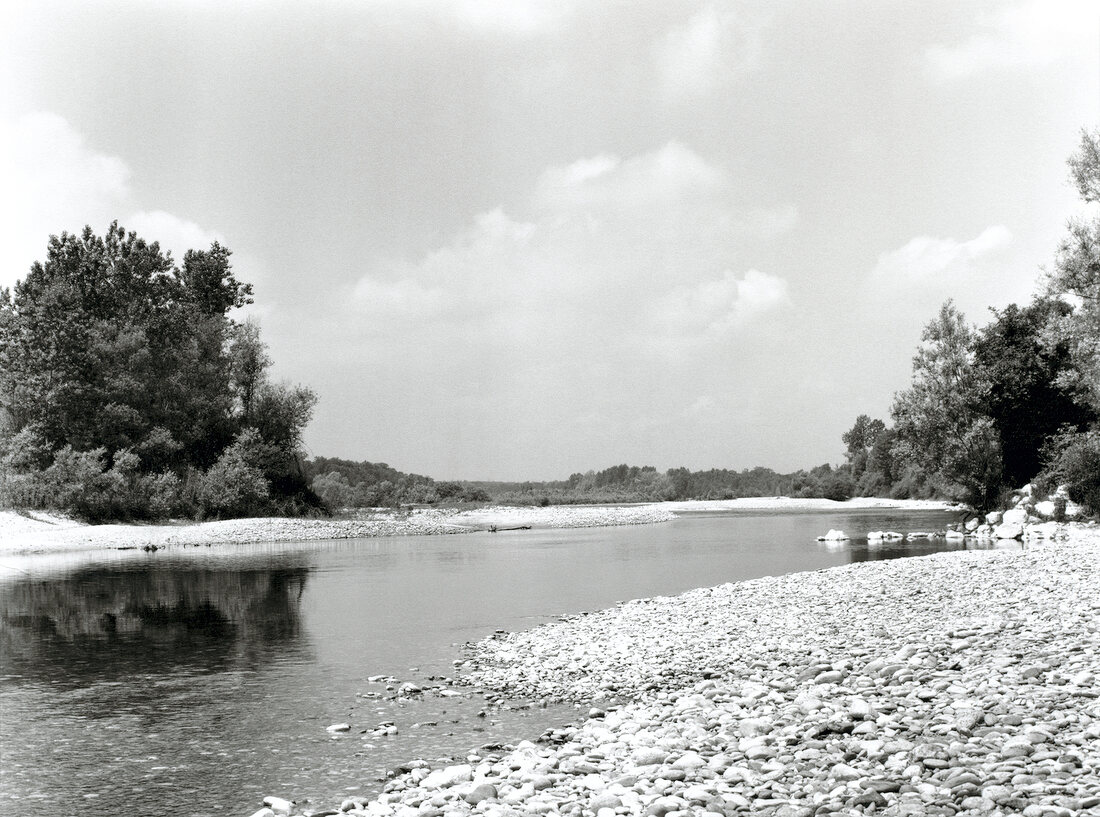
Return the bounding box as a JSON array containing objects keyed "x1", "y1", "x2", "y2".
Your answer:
[
  {"x1": 1040, "y1": 428, "x2": 1100, "y2": 516},
  {"x1": 198, "y1": 430, "x2": 271, "y2": 518}
]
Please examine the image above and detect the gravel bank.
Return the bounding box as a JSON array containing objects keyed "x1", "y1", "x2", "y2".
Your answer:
[
  {"x1": 0, "y1": 504, "x2": 677, "y2": 555},
  {"x1": 305, "y1": 525, "x2": 1100, "y2": 817}
]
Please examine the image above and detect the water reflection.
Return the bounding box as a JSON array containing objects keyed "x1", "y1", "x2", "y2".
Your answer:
[{"x1": 0, "y1": 565, "x2": 312, "y2": 688}]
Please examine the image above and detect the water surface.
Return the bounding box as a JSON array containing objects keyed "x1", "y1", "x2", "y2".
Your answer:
[{"x1": 0, "y1": 507, "x2": 992, "y2": 816}]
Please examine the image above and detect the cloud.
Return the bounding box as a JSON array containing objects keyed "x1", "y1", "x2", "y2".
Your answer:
[
  {"x1": 655, "y1": 4, "x2": 762, "y2": 100},
  {"x1": 533, "y1": 142, "x2": 723, "y2": 213},
  {"x1": 0, "y1": 112, "x2": 129, "y2": 286},
  {"x1": 870, "y1": 225, "x2": 1012, "y2": 283},
  {"x1": 126, "y1": 210, "x2": 222, "y2": 262},
  {"x1": 348, "y1": 143, "x2": 796, "y2": 360},
  {"x1": 0, "y1": 112, "x2": 224, "y2": 289},
  {"x1": 657, "y1": 268, "x2": 790, "y2": 339},
  {"x1": 365, "y1": 0, "x2": 573, "y2": 36},
  {"x1": 926, "y1": 0, "x2": 1094, "y2": 80}
]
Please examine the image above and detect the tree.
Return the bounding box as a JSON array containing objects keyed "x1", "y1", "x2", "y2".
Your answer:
[
  {"x1": 973, "y1": 299, "x2": 1092, "y2": 488},
  {"x1": 1046, "y1": 128, "x2": 1100, "y2": 413},
  {"x1": 842, "y1": 414, "x2": 886, "y2": 479},
  {"x1": 0, "y1": 223, "x2": 319, "y2": 520},
  {"x1": 891, "y1": 301, "x2": 1003, "y2": 508}
]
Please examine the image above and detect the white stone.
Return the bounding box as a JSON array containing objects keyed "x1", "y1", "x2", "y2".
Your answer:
[
  {"x1": 262, "y1": 797, "x2": 293, "y2": 815},
  {"x1": 326, "y1": 722, "x2": 351, "y2": 733},
  {"x1": 994, "y1": 522, "x2": 1024, "y2": 540},
  {"x1": 1002, "y1": 507, "x2": 1028, "y2": 525},
  {"x1": 985, "y1": 511, "x2": 1003, "y2": 525},
  {"x1": 422, "y1": 764, "x2": 473, "y2": 789}
]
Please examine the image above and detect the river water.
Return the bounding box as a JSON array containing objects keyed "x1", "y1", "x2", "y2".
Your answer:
[{"x1": 0, "y1": 507, "x2": 997, "y2": 817}]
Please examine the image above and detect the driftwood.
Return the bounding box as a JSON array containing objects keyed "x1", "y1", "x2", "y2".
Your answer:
[{"x1": 488, "y1": 524, "x2": 533, "y2": 533}]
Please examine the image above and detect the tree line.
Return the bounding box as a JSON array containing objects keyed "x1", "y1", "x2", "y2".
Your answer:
[
  {"x1": 0, "y1": 223, "x2": 321, "y2": 521},
  {"x1": 842, "y1": 129, "x2": 1100, "y2": 514}
]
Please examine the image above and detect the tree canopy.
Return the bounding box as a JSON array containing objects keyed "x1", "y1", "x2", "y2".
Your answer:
[{"x1": 0, "y1": 223, "x2": 320, "y2": 520}]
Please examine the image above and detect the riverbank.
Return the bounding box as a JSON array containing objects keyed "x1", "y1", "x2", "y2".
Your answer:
[
  {"x1": 0, "y1": 498, "x2": 954, "y2": 555},
  {"x1": 308, "y1": 524, "x2": 1100, "y2": 817}
]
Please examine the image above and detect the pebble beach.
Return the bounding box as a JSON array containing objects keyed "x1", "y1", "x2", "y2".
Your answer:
[{"x1": 293, "y1": 525, "x2": 1100, "y2": 817}]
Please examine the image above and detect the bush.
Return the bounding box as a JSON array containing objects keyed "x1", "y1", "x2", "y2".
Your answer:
[
  {"x1": 1040, "y1": 428, "x2": 1100, "y2": 516},
  {"x1": 198, "y1": 430, "x2": 271, "y2": 519}
]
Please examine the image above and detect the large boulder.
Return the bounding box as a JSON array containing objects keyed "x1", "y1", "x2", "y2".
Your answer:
[
  {"x1": 1002, "y1": 507, "x2": 1028, "y2": 525},
  {"x1": 985, "y1": 511, "x2": 1003, "y2": 525},
  {"x1": 995, "y1": 522, "x2": 1024, "y2": 540}
]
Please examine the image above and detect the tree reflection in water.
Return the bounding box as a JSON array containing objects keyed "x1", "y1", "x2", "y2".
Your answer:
[{"x1": 0, "y1": 564, "x2": 312, "y2": 688}]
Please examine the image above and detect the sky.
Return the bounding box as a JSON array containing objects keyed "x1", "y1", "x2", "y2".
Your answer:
[{"x1": 1, "y1": 0, "x2": 1097, "y2": 481}]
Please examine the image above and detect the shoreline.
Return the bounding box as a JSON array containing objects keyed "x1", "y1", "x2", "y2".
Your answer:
[
  {"x1": 0, "y1": 497, "x2": 957, "y2": 556},
  {"x1": 305, "y1": 523, "x2": 1100, "y2": 817}
]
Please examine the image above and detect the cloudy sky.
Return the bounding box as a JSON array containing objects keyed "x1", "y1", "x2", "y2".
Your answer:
[{"x1": 1, "y1": 1, "x2": 1096, "y2": 480}]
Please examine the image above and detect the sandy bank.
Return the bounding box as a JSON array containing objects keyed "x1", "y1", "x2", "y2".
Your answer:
[
  {"x1": 661, "y1": 497, "x2": 960, "y2": 513},
  {"x1": 0, "y1": 497, "x2": 957, "y2": 556},
  {"x1": 302, "y1": 525, "x2": 1100, "y2": 817},
  {"x1": 0, "y1": 504, "x2": 677, "y2": 555}
]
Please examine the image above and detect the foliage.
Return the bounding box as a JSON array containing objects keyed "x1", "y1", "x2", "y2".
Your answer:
[
  {"x1": 198, "y1": 429, "x2": 271, "y2": 519},
  {"x1": 0, "y1": 224, "x2": 318, "y2": 521},
  {"x1": 1038, "y1": 428, "x2": 1100, "y2": 516},
  {"x1": 1046, "y1": 128, "x2": 1100, "y2": 414},
  {"x1": 891, "y1": 301, "x2": 1004, "y2": 509},
  {"x1": 972, "y1": 299, "x2": 1092, "y2": 488}
]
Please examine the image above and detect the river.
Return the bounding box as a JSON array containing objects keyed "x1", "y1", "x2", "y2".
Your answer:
[{"x1": 0, "y1": 507, "x2": 1001, "y2": 817}]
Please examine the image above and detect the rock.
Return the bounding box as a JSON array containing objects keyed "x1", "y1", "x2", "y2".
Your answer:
[
  {"x1": 817, "y1": 529, "x2": 849, "y2": 541},
  {"x1": 831, "y1": 763, "x2": 862, "y2": 781},
  {"x1": 867, "y1": 531, "x2": 884, "y2": 541},
  {"x1": 1034, "y1": 499, "x2": 1056, "y2": 518},
  {"x1": 263, "y1": 797, "x2": 294, "y2": 815},
  {"x1": 995, "y1": 522, "x2": 1024, "y2": 539},
  {"x1": 633, "y1": 748, "x2": 669, "y2": 766},
  {"x1": 326, "y1": 722, "x2": 351, "y2": 733},
  {"x1": 462, "y1": 783, "x2": 497, "y2": 805},
  {"x1": 1002, "y1": 507, "x2": 1028, "y2": 525},
  {"x1": 589, "y1": 792, "x2": 622, "y2": 811},
  {"x1": 944, "y1": 529, "x2": 965, "y2": 541},
  {"x1": 985, "y1": 510, "x2": 1003, "y2": 525},
  {"x1": 421, "y1": 764, "x2": 473, "y2": 788},
  {"x1": 1002, "y1": 738, "x2": 1034, "y2": 758},
  {"x1": 248, "y1": 810, "x2": 276, "y2": 817},
  {"x1": 965, "y1": 516, "x2": 980, "y2": 531}
]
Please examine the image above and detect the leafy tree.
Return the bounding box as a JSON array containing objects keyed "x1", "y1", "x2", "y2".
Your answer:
[
  {"x1": 1047, "y1": 128, "x2": 1100, "y2": 413},
  {"x1": 842, "y1": 414, "x2": 886, "y2": 479},
  {"x1": 972, "y1": 299, "x2": 1092, "y2": 487},
  {"x1": 0, "y1": 223, "x2": 318, "y2": 520},
  {"x1": 891, "y1": 301, "x2": 1003, "y2": 508}
]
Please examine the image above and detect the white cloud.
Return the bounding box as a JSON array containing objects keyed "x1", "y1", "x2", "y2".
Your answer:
[
  {"x1": 658, "y1": 268, "x2": 790, "y2": 338},
  {"x1": 655, "y1": 4, "x2": 762, "y2": 100},
  {"x1": 0, "y1": 112, "x2": 224, "y2": 289},
  {"x1": 349, "y1": 143, "x2": 796, "y2": 359},
  {"x1": 0, "y1": 112, "x2": 129, "y2": 286},
  {"x1": 366, "y1": 0, "x2": 573, "y2": 36},
  {"x1": 126, "y1": 210, "x2": 222, "y2": 262},
  {"x1": 870, "y1": 225, "x2": 1012, "y2": 283},
  {"x1": 533, "y1": 142, "x2": 723, "y2": 213},
  {"x1": 926, "y1": 0, "x2": 1095, "y2": 80}
]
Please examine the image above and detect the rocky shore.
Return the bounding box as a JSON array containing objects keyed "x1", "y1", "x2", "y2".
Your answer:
[
  {"x1": 276, "y1": 524, "x2": 1100, "y2": 817},
  {"x1": 0, "y1": 504, "x2": 677, "y2": 555}
]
